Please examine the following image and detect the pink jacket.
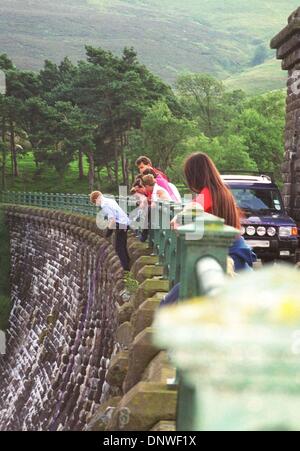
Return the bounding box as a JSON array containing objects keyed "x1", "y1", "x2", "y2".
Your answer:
[{"x1": 156, "y1": 175, "x2": 179, "y2": 202}]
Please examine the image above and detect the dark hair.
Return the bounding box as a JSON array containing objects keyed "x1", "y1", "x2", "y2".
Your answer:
[
  {"x1": 136, "y1": 156, "x2": 152, "y2": 167},
  {"x1": 132, "y1": 177, "x2": 143, "y2": 188},
  {"x1": 184, "y1": 153, "x2": 241, "y2": 229},
  {"x1": 142, "y1": 168, "x2": 157, "y2": 177}
]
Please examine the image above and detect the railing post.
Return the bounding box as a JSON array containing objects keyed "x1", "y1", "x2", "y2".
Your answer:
[
  {"x1": 177, "y1": 213, "x2": 239, "y2": 300},
  {"x1": 154, "y1": 210, "x2": 239, "y2": 432}
]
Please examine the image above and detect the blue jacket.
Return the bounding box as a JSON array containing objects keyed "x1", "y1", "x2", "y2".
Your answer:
[{"x1": 229, "y1": 236, "x2": 257, "y2": 272}]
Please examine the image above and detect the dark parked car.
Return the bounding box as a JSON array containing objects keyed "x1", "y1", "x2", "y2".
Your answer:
[{"x1": 222, "y1": 174, "x2": 298, "y2": 262}]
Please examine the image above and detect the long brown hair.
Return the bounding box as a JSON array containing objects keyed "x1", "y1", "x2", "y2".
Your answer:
[{"x1": 184, "y1": 153, "x2": 241, "y2": 229}]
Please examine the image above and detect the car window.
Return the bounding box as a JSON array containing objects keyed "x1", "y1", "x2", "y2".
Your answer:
[{"x1": 230, "y1": 188, "x2": 284, "y2": 214}]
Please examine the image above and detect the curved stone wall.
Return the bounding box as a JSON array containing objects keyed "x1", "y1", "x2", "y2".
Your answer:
[{"x1": 0, "y1": 206, "x2": 125, "y2": 431}]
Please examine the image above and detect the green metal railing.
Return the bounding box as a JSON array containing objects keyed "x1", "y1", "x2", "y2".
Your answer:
[
  {"x1": 0, "y1": 191, "x2": 98, "y2": 217},
  {"x1": 0, "y1": 190, "x2": 238, "y2": 292},
  {"x1": 0, "y1": 191, "x2": 185, "y2": 288}
]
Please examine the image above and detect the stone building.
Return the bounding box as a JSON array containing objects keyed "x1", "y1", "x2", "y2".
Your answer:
[{"x1": 271, "y1": 7, "x2": 300, "y2": 222}]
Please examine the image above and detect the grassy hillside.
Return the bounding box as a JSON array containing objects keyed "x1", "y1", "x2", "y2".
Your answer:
[
  {"x1": 0, "y1": 0, "x2": 299, "y2": 91},
  {"x1": 224, "y1": 58, "x2": 286, "y2": 94}
]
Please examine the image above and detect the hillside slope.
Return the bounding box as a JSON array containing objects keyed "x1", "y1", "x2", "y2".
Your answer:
[
  {"x1": 0, "y1": 0, "x2": 298, "y2": 90},
  {"x1": 224, "y1": 59, "x2": 286, "y2": 94}
]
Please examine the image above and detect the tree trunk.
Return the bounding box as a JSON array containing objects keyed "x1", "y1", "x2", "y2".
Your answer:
[
  {"x1": 131, "y1": 166, "x2": 135, "y2": 185},
  {"x1": 109, "y1": 112, "x2": 119, "y2": 185},
  {"x1": 106, "y1": 164, "x2": 112, "y2": 180},
  {"x1": 1, "y1": 150, "x2": 6, "y2": 190},
  {"x1": 1, "y1": 117, "x2": 6, "y2": 189},
  {"x1": 9, "y1": 119, "x2": 18, "y2": 177},
  {"x1": 113, "y1": 147, "x2": 119, "y2": 186},
  {"x1": 121, "y1": 148, "x2": 127, "y2": 186},
  {"x1": 87, "y1": 151, "x2": 95, "y2": 192},
  {"x1": 206, "y1": 95, "x2": 213, "y2": 138},
  {"x1": 78, "y1": 149, "x2": 84, "y2": 180},
  {"x1": 97, "y1": 167, "x2": 101, "y2": 185}
]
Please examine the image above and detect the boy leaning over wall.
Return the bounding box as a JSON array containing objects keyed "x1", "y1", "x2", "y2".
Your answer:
[{"x1": 90, "y1": 191, "x2": 130, "y2": 271}]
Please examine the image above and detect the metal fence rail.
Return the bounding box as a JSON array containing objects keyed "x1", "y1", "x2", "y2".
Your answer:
[{"x1": 0, "y1": 191, "x2": 184, "y2": 287}]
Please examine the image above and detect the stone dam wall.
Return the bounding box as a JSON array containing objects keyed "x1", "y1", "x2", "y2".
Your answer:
[
  {"x1": 0, "y1": 205, "x2": 177, "y2": 431},
  {"x1": 271, "y1": 7, "x2": 300, "y2": 221}
]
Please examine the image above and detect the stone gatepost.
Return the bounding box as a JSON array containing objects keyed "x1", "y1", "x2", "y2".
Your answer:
[{"x1": 271, "y1": 8, "x2": 300, "y2": 221}]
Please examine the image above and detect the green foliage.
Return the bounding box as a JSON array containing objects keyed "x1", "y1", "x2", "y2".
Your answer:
[
  {"x1": 124, "y1": 271, "x2": 139, "y2": 295},
  {"x1": 0, "y1": 46, "x2": 286, "y2": 193},
  {"x1": 171, "y1": 82, "x2": 284, "y2": 184},
  {"x1": 185, "y1": 134, "x2": 258, "y2": 173},
  {"x1": 142, "y1": 101, "x2": 195, "y2": 171},
  {"x1": 228, "y1": 91, "x2": 285, "y2": 180},
  {"x1": 0, "y1": 46, "x2": 177, "y2": 190},
  {"x1": 176, "y1": 73, "x2": 225, "y2": 138}
]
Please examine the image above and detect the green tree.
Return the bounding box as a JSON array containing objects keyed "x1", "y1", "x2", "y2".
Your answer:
[
  {"x1": 176, "y1": 73, "x2": 224, "y2": 138},
  {"x1": 185, "y1": 133, "x2": 257, "y2": 172},
  {"x1": 142, "y1": 101, "x2": 195, "y2": 171},
  {"x1": 229, "y1": 100, "x2": 284, "y2": 181}
]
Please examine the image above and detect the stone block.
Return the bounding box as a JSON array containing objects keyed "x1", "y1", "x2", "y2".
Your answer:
[
  {"x1": 136, "y1": 265, "x2": 164, "y2": 283},
  {"x1": 117, "y1": 302, "x2": 134, "y2": 325},
  {"x1": 131, "y1": 246, "x2": 153, "y2": 262},
  {"x1": 86, "y1": 397, "x2": 122, "y2": 431},
  {"x1": 123, "y1": 328, "x2": 160, "y2": 393},
  {"x1": 106, "y1": 352, "x2": 129, "y2": 388},
  {"x1": 133, "y1": 279, "x2": 170, "y2": 310},
  {"x1": 131, "y1": 255, "x2": 159, "y2": 278},
  {"x1": 116, "y1": 322, "x2": 134, "y2": 348},
  {"x1": 131, "y1": 298, "x2": 161, "y2": 338},
  {"x1": 151, "y1": 421, "x2": 176, "y2": 432},
  {"x1": 142, "y1": 351, "x2": 176, "y2": 384},
  {"x1": 107, "y1": 382, "x2": 177, "y2": 431}
]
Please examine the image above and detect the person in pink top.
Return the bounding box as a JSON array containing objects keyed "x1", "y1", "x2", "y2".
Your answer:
[{"x1": 142, "y1": 168, "x2": 181, "y2": 203}]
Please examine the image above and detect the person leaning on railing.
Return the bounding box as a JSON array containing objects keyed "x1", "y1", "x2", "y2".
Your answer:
[
  {"x1": 161, "y1": 153, "x2": 257, "y2": 307},
  {"x1": 90, "y1": 191, "x2": 130, "y2": 271},
  {"x1": 135, "y1": 155, "x2": 169, "y2": 181},
  {"x1": 142, "y1": 168, "x2": 182, "y2": 204}
]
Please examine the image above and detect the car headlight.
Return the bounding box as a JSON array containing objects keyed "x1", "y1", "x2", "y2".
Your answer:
[
  {"x1": 241, "y1": 226, "x2": 246, "y2": 236},
  {"x1": 257, "y1": 226, "x2": 266, "y2": 237},
  {"x1": 267, "y1": 227, "x2": 276, "y2": 237},
  {"x1": 279, "y1": 226, "x2": 298, "y2": 237},
  {"x1": 246, "y1": 226, "x2": 256, "y2": 236}
]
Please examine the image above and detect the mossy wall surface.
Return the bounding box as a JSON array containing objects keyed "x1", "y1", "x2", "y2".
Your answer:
[
  {"x1": 0, "y1": 206, "x2": 176, "y2": 431},
  {"x1": 0, "y1": 207, "x2": 11, "y2": 330},
  {"x1": 0, "y1": 206, "x2": 125, "y2": 431}
]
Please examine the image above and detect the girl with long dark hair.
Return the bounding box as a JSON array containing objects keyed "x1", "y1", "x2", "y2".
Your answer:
[
  {"x1": 161, "y1": 153, "x2": 256, "y2": 307},
  {"x1": 184, "y1": 152, "x2": 241, "y2": 229},
  {"x1": 184, "y1": 152, "x2": 256, "y2": 270}
]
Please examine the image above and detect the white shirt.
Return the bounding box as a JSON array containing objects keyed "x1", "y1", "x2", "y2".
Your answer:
[
  {"x1": 152, "y1": 183, "x2": 172, "y2": 202},
  {"x1": 169, "y1": 183, "x2": 182, "y2": 203},
  {"x1": 97, "y1": 196, "x2": 130, "y2": 226}
]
